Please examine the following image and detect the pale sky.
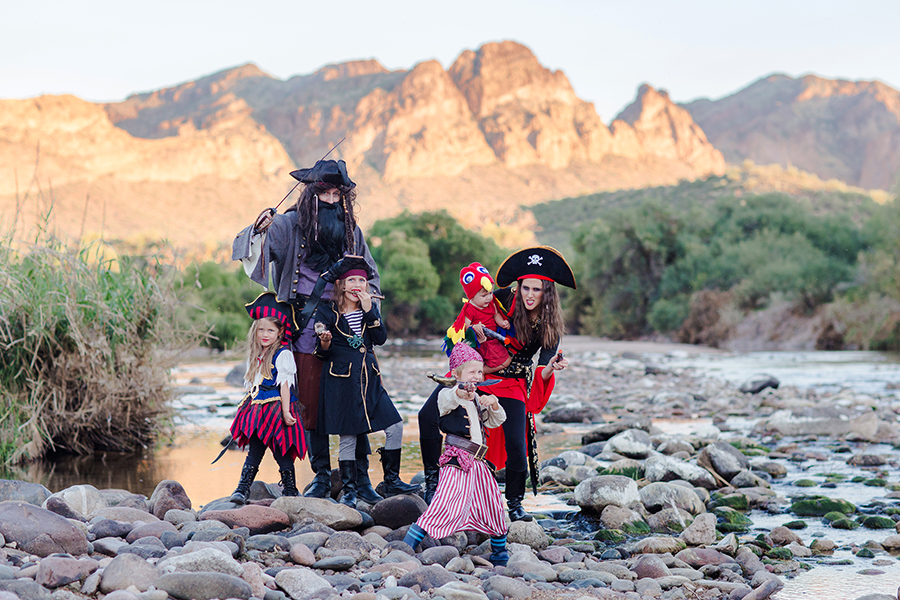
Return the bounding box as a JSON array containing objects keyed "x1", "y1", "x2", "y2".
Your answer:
[{"x1": 3, "y1": 0, "x2": 899, "y2": 121}]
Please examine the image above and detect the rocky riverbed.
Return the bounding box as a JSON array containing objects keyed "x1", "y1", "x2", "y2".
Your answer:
[{"x1": 2, "y1": 338, "x2": 900, "y2": 600}]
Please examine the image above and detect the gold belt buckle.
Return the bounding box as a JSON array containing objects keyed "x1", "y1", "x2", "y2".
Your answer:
[{"x1": 474, "y1": 445, "x2": 487, "y2": 460}]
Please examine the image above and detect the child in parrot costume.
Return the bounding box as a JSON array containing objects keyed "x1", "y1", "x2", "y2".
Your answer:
[{"x1": 444, "y1": 262, "x2": 514, "y2": 374}]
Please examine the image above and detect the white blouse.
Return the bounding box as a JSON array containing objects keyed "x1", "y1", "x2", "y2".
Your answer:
[{"x1": 244, "y1": 349, "x2": 297, "y2": 390}]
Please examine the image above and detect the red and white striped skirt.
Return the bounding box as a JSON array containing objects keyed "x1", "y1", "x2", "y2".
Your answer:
[
  {"x1": 415, "y1": 458, "x2": 508, "y2": 539},
  {"x1": 231, "y1": 399, "x2": 307, "y2": 461}
]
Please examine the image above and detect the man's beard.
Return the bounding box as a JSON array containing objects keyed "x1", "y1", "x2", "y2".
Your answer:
[{"x1": 305, "y1": 200, "x2": 346, "y2": 273}]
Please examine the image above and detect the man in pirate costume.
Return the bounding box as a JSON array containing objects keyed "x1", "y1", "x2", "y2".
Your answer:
[
  {"x1": 417, "y1": 247, "x2": 573, "y2": 520},
  {"x1": 233, "y1": 159, "x2": 384, "y2": 503}
]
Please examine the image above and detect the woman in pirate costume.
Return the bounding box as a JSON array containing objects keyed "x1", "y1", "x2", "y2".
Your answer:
[
  {"x1": 313, "y1": 256, "x2": 418, "y2": 506},
  {"x1": 418, "y1": 247, "x2": 573, "y2": 520},
  {"x1": 229, "y1": 293, "x2": 307, "y2": 503},
  {"x1": 232, "y1": 159, "x2": 384, "y2": 504}
]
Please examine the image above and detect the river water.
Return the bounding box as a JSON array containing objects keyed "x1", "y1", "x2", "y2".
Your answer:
[{"x1": 6, "y1": 339, "x2": 900, "y2": 600}]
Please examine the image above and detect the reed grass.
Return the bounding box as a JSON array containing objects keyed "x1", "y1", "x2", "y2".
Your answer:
[{"x1": 0, "y1": 225, "x2": 198, "y2": 464}]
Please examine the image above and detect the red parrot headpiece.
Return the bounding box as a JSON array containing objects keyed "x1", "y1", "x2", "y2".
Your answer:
[{"x1": 460, "y1": 262, "x2": 494, "y2": 299}]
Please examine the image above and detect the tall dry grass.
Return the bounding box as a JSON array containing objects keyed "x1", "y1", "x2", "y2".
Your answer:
[{"x1": 0, "y1": 206, "x2": 200, "y2": 464}]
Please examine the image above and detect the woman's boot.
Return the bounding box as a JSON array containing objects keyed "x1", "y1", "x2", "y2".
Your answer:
[
  {"x1": 356, "y1": 452, "x2": 384, "y2": 505},
  {"x1": 279, "y1": 467, "x2": 300, "y2": 497},
  {"x1": 338, "y1": 460, "x2": 358, "y2": 508},
  {"x1": 419, "y1": 437, "x2": 443, "y2": 503},
  {"x1": 379, "y1": 448, "x2": 419, "y2": 496},
  {"x1": 304, "y1": 430, "x2": 332, "y2": 498},
  {"x1": 505, "y1": 469, "x2": 533, "y2": 522},
  {"x1": 229, "y1": 464, "x2": 258, "y2": 505}
]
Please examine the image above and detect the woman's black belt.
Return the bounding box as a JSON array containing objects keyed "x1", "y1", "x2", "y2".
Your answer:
[{"x1": 445, "y1": 434, "x2": 488, "y2": 460}]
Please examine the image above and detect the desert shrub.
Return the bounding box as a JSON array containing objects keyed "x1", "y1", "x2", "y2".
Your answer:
[{"x1": 0, "y1": 234, "x2": 198, "y2": 464}]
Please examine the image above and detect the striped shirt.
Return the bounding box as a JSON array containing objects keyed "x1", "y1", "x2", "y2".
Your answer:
[{"x1": 344, "y1": 310, "x2": 364, "y2": 336}]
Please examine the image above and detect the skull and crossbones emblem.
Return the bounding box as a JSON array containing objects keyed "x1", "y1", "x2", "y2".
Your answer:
[{"x1": 527, "y1": 254, "x2": 543, "y2": 266}]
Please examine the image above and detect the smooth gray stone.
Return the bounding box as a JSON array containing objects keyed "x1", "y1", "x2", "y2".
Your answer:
[
  {"x1": 155, "y1": 572, "x2": 251, "y2": 600},
  {"x1": 0, "y1": 580, "x2": 53, "y2": 600},
  {"x1": 311, "y1": 555, "x2": 356, "y2": 570}
]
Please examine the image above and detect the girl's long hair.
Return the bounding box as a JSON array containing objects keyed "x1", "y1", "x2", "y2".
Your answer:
[
  {"x1": 245, "y1": 317, "x2": 286, "y2": 383},
  {"x1": 290, "y1": 182, "x2": 358, "y2": 271},
  {"x1": 511, "y1": 280, "x2": 564, "y2": 349},
  {"x1": 333, "y1": 277, "x2": 363, "y2": 314}
]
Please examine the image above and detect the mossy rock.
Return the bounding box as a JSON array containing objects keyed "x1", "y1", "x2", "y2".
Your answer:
[
  {"x1": 791, "y1": 496, "x2": 856, "y2": 517},
  {"x1": 715, "y1": 506, "x2": 753, "y2": 532},
  {"x1": 888, "y1": 484, "x2": 900, "y2": 492},
  {"x1": 822, "y1": 511, "x2": 846, "y2": 523},
  {"x1": 782, "y1": 520, "x2": 808, "y2": 530},
  {"x1": 740, "y1": 448, "x2": 768, "y2": 456},
  {"x1": 794, "y1": 479, "x2": 817, "y2": 487},
  {"x1": 766, "y1": 547, "x2": 794, "y2": 560},
  {"x1": 710, "y1": 493, "x2": 750, "y2": 511},
  {"x1": 830, "y1": 518, "x2": 860, "y2": 530},
  {"x1": 851, "y1": 476, "x2": 866, "y2": 483},
  {"x1": 818, "y1": 473, "x2": 847, "y2": 480},
  {"x1": 601, "y1": 467, "x2": 642, "y2": 480},
  {"x1": 856, "y1": 548, "x2": 876, "y2": 558},
  {"x1": 863, "y1": 478, "x2": 887, "y2": 487},
  {"x1": 860, "y1": 515, "x2": 896, "y2": 529},
  {"x1": 885, "y1": 507, "x2": 900, "y2": 515},
  {"x1": 594, "y1": 529, "x2": 625, "y2": 543},
  {"x1": 621, "y1": 521, "x2": 651, "y2": 535}
]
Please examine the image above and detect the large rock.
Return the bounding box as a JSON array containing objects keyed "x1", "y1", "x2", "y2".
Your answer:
[
  {"x1": 739, "y1": 374, "x2": 779, "y2": 394},
  {"x1": 640, "y1": 482, "x2": 705, "y2": 515},
  {"x1": 698, "y1": 442, "x2": 750, "y2": 482},
  {"x1": 754, "y1": 408, "x2": 881, "y2": 439},
  {"x1": 543, "y1": 401, "x2": 604, "y2": 423},
  {"x1": 270, "y1": 496, "x2": 362, "y2": 530},
  {"x1": 675, "y1": 548, "x2": 737, "y2": 568},
  {"x1": 680, "y1": 513, "x2": 716, "y2": 546},
  {"x1": 43, "y1": 485, "x2": 106, "y2": 517},
  {"x1": 126, "y1": 520, "x2": 178, "y2": 542},
  {"x1": 155, "y1": 572, "x2": 252, "y2": 600},
  {"x1": 574, "y1": 475, "x2": 640, "y2": 512},
  {"x1": 91, "y1": 506, "x2": 160, "y2": 522},
  {"x1": 158, "y1": 547, "x2": 243, "y2": 576},
  {"x1": 370, "y1": 494, "x2": 428, "y2": 529},
  {"x1": 0, "y1": 580, "x2": 52, "y2": 600},
  {"x1": 35, "y1": 556, "x2": 99, "y2": 588},
  {"x1": 507, "y1": 520, "x2": 549, "y2": 550},
  {"x1": 581, "y1": 418, "x2": 652, "y2": 445},
  {"x1": 482, "y1": 574, "x2": 533, "y2": 598},
  {"x1": 643, "y1": 455, "x2": 717, "y2": 489},
  {"x1": 631, "y1": 554, "x2": 671, "y2": 579},
  {"x1": 200, "y1": 505, "x2": 290, "y2": 535},
  {"x1": 148, "y1": 480, "x2": 192, "y2": 520},
  {"x1": 274, "y1": 567, "x2": 332, "y2": 599},
  {"x1": 397, "y1": 565, "x2": 457, "y2": 592},
  {"x1": 0, "y1": 480, "x2": 51, "y2": 505},
  {"x1": 100, "y1": 553, "x2": 162, "y2": 593},
  {"x1": 0, "y1": 501, "x2": 90, "y2": 556},
  {"x1": 605, "y1": 429, "x2": 655, "y2": 459}
]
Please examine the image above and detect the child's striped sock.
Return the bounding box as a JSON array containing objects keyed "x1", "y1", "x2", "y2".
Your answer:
[
  {"x1": 490, "y1": 534, "x2": 507, "y2": 552},
  {"x1": 403, "y1": 524, "x2": 426, "y2": 551}
]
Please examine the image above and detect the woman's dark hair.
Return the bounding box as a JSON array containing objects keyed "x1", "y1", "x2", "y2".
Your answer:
[
  {"x1": 512, "y1": 279, "x2": 564, "y2": 349},
  {"x1": 291, "y1": 182, "x2": 358, "y2": 270}
]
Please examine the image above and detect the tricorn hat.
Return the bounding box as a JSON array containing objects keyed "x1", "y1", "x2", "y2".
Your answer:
[
  {"x1": 245, "y1": 292, "x2": 299, "y2": 343},
  {"x1": 290, "y1": 159, "x2": 356, "y2": 190},
  {"x1": 322, "y1": 255, "x2": 373, "y2": 283},
  {"x1": 496, "y1": 246, "x2": 576, "y2": 289}
]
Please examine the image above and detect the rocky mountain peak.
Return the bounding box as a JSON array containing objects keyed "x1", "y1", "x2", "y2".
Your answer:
[
  {"x1": 313, "y1": 59, "x2": 390, "y2": 82},
  {"x1": 612, "y1": 84, "x2": 725, "y2": 174},
  {"x1": 449, "y1": 40, "x2": 578, "y2": 119}
]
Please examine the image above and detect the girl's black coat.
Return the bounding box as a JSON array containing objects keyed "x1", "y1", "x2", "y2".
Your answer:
[{"x1": 313, "y1": 302, "x2": 401, "y2": 435}]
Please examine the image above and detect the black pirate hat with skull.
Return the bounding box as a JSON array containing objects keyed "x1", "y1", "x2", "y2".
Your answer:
[{"x1": 495, "y1": 246, "x2": 576, "y2": 289}]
